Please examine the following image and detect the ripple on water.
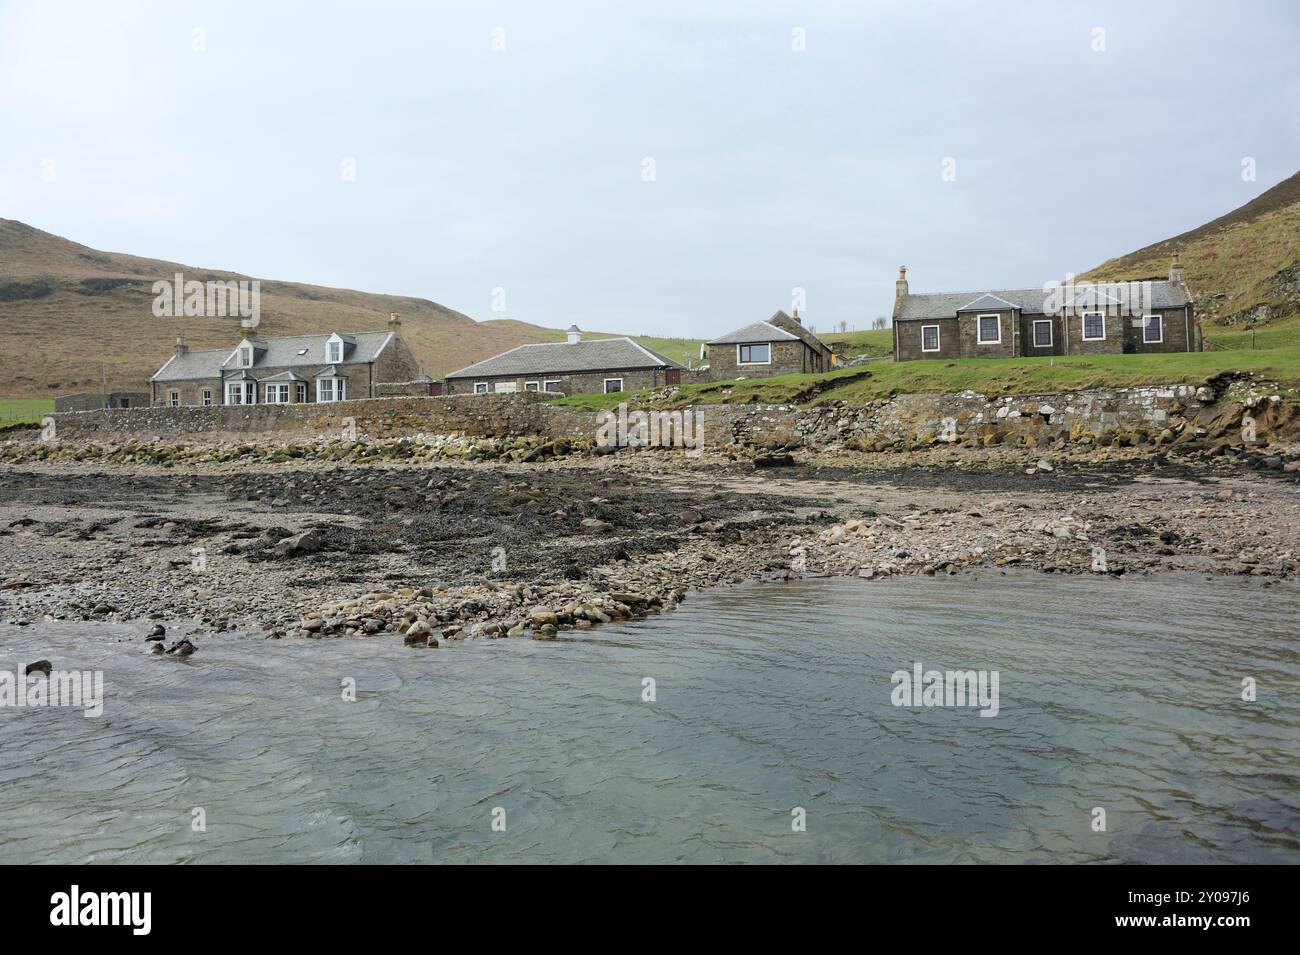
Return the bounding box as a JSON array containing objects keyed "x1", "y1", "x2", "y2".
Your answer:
[{"x1": 0, "y1": 571, "x2": 1297, "y2": 863}]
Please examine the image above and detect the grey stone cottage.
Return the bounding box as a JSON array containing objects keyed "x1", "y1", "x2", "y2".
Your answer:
[
  {"x1": 444, "y1": 326, "x2": 684, "y2": 395},
  {"x1": 148, "y1": 313, "x2": 426, "y2": 406},
  {"x1": 892, "y1": 257, "x2": 1197, "y2": 361},
  {"x1": 705, "y1": 310, "x2": 833, "y2": 379}
]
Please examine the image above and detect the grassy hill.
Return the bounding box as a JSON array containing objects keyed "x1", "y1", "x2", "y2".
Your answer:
[
  {"x1": 0, "y1": 219, "x2": 704, "y2": 398},
  {"x1": 1082, "y1": 170, "x2": 1300, "y2": 327}
]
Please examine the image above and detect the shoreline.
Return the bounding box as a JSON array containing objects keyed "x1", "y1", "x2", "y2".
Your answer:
[{"x1": 3, "y1": 443, "x2": 1299, "y2": 649}]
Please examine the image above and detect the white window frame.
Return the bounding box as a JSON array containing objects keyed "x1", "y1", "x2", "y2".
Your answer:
[
  {"x1": 976, "y1": 313, "x2": 1001, "y2": 345},
  {"x1": 736, "y1": 342, "x2": 772, "y2": 365},
  {"x1": 524, "y1": 381, "x2": 540, "y2": 392},
  {"x1": 1032, "y1": 319, "x2": 1053, "y2": 348},
  {"x1": 1142, "y1": 313, "x2": 1163, "y2": 344},
  {"x1": 604, "y1": 378, "x2": 624, "y2": 394},
  {"x1": 169, "y1": 391, "x2": 180, "y2": 407},
  {"x1": 920, "y1": 324, "x2": 941, "y2": 353},
  {"x1": 493, "y1": 381, "x2": 517, "y2": 394},
  {"x1": 1082, "y1": 311, "x2": 1106, "y2": 341},
  {"x1": 328, "y1": 342, "x2": 343, "y2": 363},
  {"x1": 225, "y1": 381, "x2": 256, "y2": 405},
  {"x1": 316, "y1": 377, "x2": 345, "y2": 403},
  {"x1": 202, "y1": 390, "x2": 212, "y2": 407},
  {"x1": 265, "y1": 383, "x2": 290, "y2": 404},
  {"x1": 238, "y1": 345, "x2": 253, "y2": 368},
  {"x1": 473, "y1": 382, "x2": 489, "y2": 394},
  {"x1": 295, "y1": 383, "x2": 307, "y2": 403},
  {"x1": 543, "y1": 380, "x2": 562, "y2": 393}
]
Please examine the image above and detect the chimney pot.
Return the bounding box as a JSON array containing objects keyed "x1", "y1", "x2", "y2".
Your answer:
[
  {"x1": 895, "y1": 265, "x2": 910, "y2": 299},
  {"x1": 175, "y1": 335, "x2": 188, "y2": 355},
  {"x1": 1169, "y1": 252, "x2": 1185, "y2": 285},
  {"x1": 388, "y1": 311, "x2": 401, "y2": 329}
]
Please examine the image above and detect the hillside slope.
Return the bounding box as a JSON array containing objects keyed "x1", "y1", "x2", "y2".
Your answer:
[
  {"x1": 1081, "y1": 170, "x2": 1300, "y2": 326},
  {"x1": 0, "y1": 219, "x2": 567, "y2": 397}
]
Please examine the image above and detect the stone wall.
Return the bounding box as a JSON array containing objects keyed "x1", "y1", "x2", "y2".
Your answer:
[{"x1": 46, "y1": 382, "x2": 1283, "y2": 451}]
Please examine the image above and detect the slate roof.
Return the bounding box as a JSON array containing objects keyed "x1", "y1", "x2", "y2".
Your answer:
[
  {"x1": 897, "y1": 281, "x2": 1191, "y2": 321},
  {"x1": 445, "y1": 337, "x2": 684, "y2": 379},
  {"x1": 150, "y1": 331, "x2": 395, "y2": 381},
  {"x1": 708, "y1": 320, "x2": 801, "y2": 345}
]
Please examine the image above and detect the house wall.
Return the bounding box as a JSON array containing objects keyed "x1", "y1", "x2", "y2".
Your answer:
[
  {"x1": 767, "y1": 314, "x2": 832, "y2": 373},
  {"x1": 1061, "y1": 311, "x2": 1124, "y2": 356},
  {"x1": 1018, "y1": 315, "x2": 1064, "y2": 357},
  {"x1": 55, "y1": 391, "x2": 151, "y2": 413},
  {"x1": 445, "y1": 367, "x2": 668, "y2": 396},
  {"x1": 707, "y1": 339, "x2": 814, "y2": 379},
  {"x1": 1120, "y1": 307, "x2": 1193, "y2": 354},
  {"x1": 152, "y1": 378, "x2": 223, "y2": 407},
  {"x1": 895, "y1": 318, "x2": 960, "y2": 361},
  {"x1": 374, "y1": 334, "x2": 424, "y2": 382},
  {"x1": 958, "y1": 310, "x2": 1017, "y2": 359}
]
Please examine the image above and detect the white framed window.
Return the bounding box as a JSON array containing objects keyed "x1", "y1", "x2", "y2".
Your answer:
[
  {"x1": 543, "y1": 380, "x2": 562, "y2": 393},
  {"x1": 316, "y1": 377, "x2": 345, "y2": 403},
  {"x1": 525, "y1": 381, "x2": 540, "y2": 392},
  {"x1": 239, "y1": 345, "x2": 253, "y2": 367},
  {"x1": 1142, "y1": 314, "x2": 1163, "y2": 343},
  {"x1": 225, "y1": 381, "x2": 256, "y2": 405},
  {"x1": 265, "y1": 383, "x2": 291, "y2": 404},
  {"x1": 976, "y1": 314, "x2": 1001, "y2": 345},
  {"x1": 604, "y1": 378, "x2": 624, "y2": 394},
  {"x1": 737, "y1": 343, "x2": 771, "y2": 364},
  {"x1": 169, "y1": 391, "x2": 179, "y2": 407},
  {"x1": 202, "y1": 390, "x2": 212, "y2": 406},
  {"x1": 328, "y1": 341, "x2": 343, "y2": 363},
  {"x1": 1032, "y1": 319, "x2": 1053, "y2": 348},
  {"x1": 474, "y1": 382, "x2": 489, "y2": 394},
  {"x1": 295, "y1": 383, "x2": 306, "y2": 403},
  {"x1": 494, "y1": 381, "x2": 517, "y2": 393},
  {"x1": 1082, "y1": 311, "x2": 1106, "y2": 341},
  {"x1": 921, "y1": 325, "x2": 940, "y2": 353}
]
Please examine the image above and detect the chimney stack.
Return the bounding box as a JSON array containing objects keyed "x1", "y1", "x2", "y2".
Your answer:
[
  {"x1": 1169, "y1": 252, "x2": 1185, "y2": 286},
  {"x1": 388, "y1": 311, "x2": 401, "y2": 331},
  {"x1": 175, "y1": 335, "x2": 188, "y2": 356},
  {"x1": 896, "y1": 266, "x2": 909, "y2": 300},
  {"x1": 566, "y1": 324, "x2": 582, "y2": 344},
  {"x1": 791, "y1": 307, "x2": 802, "y2": 325},
  {"x1": 238, "y1": 326, "x2": 252, "y2": 341}
]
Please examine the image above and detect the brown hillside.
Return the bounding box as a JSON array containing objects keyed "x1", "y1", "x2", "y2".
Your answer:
[
  {"x1": 0, "y1": 219, "x2": 564, "y2": 397},
  {"x1": 1082, "y1": 171, "x2": 1300, "y2": 326}
]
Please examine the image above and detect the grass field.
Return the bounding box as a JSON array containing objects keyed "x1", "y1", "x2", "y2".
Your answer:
[
  {"x1": 0, "y1": 398, "x2": 54, "y2": 425},
  {"x1": 550, "y1": 340, "x2": 1300, "y2": 410},
  {"x1": 820, "y1": 327, "x2": 894, "y2": 359}
]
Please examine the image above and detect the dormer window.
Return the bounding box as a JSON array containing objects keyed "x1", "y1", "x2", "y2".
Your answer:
[
  {"x1": 239, "y1": 345, "x2": 253, "y2": 367},
  {"x1": 326, "y1": 333, "x2": 345, "y2": 364}
]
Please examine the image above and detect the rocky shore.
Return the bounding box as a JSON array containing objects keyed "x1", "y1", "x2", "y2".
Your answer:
[{"x1": 3, "y1": 437, "x2": 1299, "y2": 651}]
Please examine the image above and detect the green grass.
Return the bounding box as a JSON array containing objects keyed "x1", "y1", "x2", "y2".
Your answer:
[
  {"x1": 0, "y1": 397, "x2": 54, "y2": 424},
  {"x1": 1203, "y1": 314, "x2": 1300, "y2": 351},
  {"x1": 547, "y1": 346, "x2": 1300, "y2": 411},
  {"x1": 821, "y1": 327, "x2": 894, "y2": 359}
]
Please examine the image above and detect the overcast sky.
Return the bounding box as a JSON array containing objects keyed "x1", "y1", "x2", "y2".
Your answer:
[{"x1": 2, "y1": 0, "x2": 1297, "y2": 338}]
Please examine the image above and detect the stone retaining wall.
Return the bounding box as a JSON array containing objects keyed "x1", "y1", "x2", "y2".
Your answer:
[{"x1": 45, "y1": 383, "x2": 1278, "y2": 450}]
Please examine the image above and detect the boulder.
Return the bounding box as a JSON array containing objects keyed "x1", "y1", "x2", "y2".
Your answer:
[{"x1": 25, "y1": 659, "x2": 51, "y2": 676}]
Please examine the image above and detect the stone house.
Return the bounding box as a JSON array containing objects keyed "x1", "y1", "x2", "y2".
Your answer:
[
  {"x1": 892, "y1": 256, "x2": 1197, "y2": 361},
  {"x1": 443, "y1": 326, "x2": 684, "y2": 396},
  {"x1": 705, "y1": 310, "x2": 833, "y2": 379},
  {"x1": 148, "y1": 313, "x2": 425, "y2": 406}
]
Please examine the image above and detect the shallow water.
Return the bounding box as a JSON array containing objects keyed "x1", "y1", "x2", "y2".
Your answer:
[{"x1": 1, "y1": 572, "x2": 1297, "y2": 864}]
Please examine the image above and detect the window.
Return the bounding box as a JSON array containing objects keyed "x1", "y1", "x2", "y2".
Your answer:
[
  {"x1": 169, "y1": 391, "x2": 179, "y2": 407},
  {"x1": 239, "y1": 345, "x2": 252, "y2": 368},
  {"x1": 328, "y1": 341, "x2": 343, "y2": 363},
  {"x1": 202, "y1": 390, "x2": 212, "y2": 407},
  {"x1": 474, "y1": 382, "x2": 489, "y2": 394},
  {"x1": 1143, "y1": 314, "x2": 1163, "y2": 343},
  {"x1": 494, "y1": 381, "x2": 517, "y2": 393},
  {"x1": 1032, "y1": 320, "x2": 1053, "y2": 348},
  {"x1": 525, "y1": 381, "x2": 540, "y2": 392},
  {"x1": 921, "y1": 325, "x2": 940, "y2": 352},
  {"x1": 737, "y1": 343, "x2": 771, "y2": 364},
  {"x1": 265, "y1": 383, "x2": 290, "y2": 404},
  {"x1": 295, "y1": 383, "x2": 306, "y2": 403},
  {"x1": 543, "y1": 380, "x2": 562, "y2": 393},
  {"x1": 225, "y1": 381, "x2": 255, "y2": 405},
  {"x1": 316, "y1": 377, "x2": 345, "y2": 403},
  {"x1": 976, "y1": 314, "x2": 1001, "y2": 345},
  {"x1": 604, "y1": 378, "x2": 624, "y2": 394},
  {"x1": 1082, "y1": 312, "x2": 1106, "y2": 341},
  {"x1": 120, "y1": 398, "x2": 130, "y2": 409}
]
